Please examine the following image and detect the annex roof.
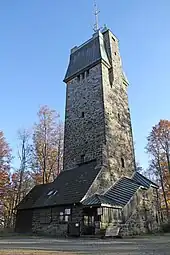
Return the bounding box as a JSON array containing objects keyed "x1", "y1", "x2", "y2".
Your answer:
[
  {"x1": 17, "y1": 160, "x2": 100, "y2": 210},
  {"x1": 132, "y1": 171, "x2": 158, "y2": 189},
  {"x1": 103, "y1": 177, "x2": 141, "y2": 207},
  {"x1": 82, "y1": 194, "x2": 122, "y2": 208}
]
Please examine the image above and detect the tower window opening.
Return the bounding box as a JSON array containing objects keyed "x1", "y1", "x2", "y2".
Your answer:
[
  {"x1": 114, "y1": 52, "x2": 117, "y2": 56},
  {"x1": 81, "y1": 154, "x2": 85, "y2": 163},
  {"x1": 81, "y1": 112, "x2": 85, "y2": 118},
  {"x1": 108, "y1": 68, "x2": 113, "y2": 87},
  {"x1": 118, "y1": 113, "x2": 120, "y2": 121},
  {"x1": 121, "y1": 157, "x2": 125, "y2": 168}
]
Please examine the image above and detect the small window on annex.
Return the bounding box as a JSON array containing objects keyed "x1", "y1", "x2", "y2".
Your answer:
[
  {"x1": 59, "y1": 208, "x2": 71, "y2": 223},
  {"x1": 65, "y1": 208, "x2": 71, "y2": 215},
  {"x1": 59, "y1": 212, "x2": 64, "y2": 221},
  {"x1": 82, "y1": 72, "x2": 85, "y2": 80}
]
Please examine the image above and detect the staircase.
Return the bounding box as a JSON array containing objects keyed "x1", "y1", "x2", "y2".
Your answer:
[
  {"x1": 105, "y1": 207, "x2": 138, "y2": 237},
  {"x1": 105, "y1": 223, "x2": 121, "y2": 237}
]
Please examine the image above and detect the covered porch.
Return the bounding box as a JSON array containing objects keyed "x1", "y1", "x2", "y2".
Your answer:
[{"x1": 81, "y1": 194, "x2": 122, "y2": 236}]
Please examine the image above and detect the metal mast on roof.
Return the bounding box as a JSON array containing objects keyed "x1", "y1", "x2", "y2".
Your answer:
[{"x1": 93, "y1": 0, "x2": 100, "y2": 32}]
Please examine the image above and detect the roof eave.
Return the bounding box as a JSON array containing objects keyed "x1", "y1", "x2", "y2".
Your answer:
[
  {"x1": 101, "y1": 203, "x2": 122, "y2": 209},
  {"x1": 63, "y1": 58, "x2": 111, "y2": 83}
]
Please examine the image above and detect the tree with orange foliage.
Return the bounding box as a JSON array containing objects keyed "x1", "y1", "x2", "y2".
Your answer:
[
  {"x1": 146, "y1": 120, "x2": 170, "y2": 219},
  {"x1": 0, "y1": 131, "x2": 12, "y2": 227},
  {"x1": 31, "y1": 105, "x2": 64, "y2": 184}
]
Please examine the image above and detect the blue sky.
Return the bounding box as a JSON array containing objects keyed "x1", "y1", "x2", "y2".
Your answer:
[{"x1": 0, "y1": 0, "x2": 170, "y2": 169}]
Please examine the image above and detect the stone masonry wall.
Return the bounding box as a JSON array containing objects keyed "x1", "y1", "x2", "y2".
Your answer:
[
  {"x1": 102, "y1": 30, "x2": 136, "y2": 182},
  {"x1": 63, "y1": 64, "x2": 106, "y2": 170},
  {"x1": 81, "y1": 31, "x2": 136, "y2": 196},
  {"x1": 120, "y1": 187, "x2": 161, "y2": 236},
  {"x1": 32, "y1": 205, "x2": 83, "y2": 237},
  {"x1": 33, "y1": 207, "x2": 67, "y2": 236}
]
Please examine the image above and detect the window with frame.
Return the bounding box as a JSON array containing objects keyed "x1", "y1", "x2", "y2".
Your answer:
[
  {"x1": 65, "y1": 208, "x2": 71, "y2": 215},
  {"x1": 59, "y1": 208, "x2": 71, "y2": 223},
  {"x1": 59, "y1": 212, "x2": 64, "y2": 221},
  {"x1": 118, "y1": 209, "x2": 122, "y2": 221},
  {"x1": 83, "y1": 215, "x2": 94, "y2": 226},
  {"x1": 65, "y1": 215, "x2": 69, "y2": 222},
  {"x1": 84, "y1": 216, "x2": 88, "y2": 226},
  {"x1": 102, "y1": 208, "x2": 109, "y2": 223}
]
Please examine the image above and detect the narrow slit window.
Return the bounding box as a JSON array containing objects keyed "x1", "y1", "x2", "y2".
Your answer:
[
  {"x1": 86, "y1": 70, "x2": 89, "y2": 77},
  {"x1": 81, "y1": 154, "x2": 85, "y2": 163},
  {"x1": 121, "y1": 158, "x2": 125, "y2": 168},
  {"x1": 81, "y1": 112, "x2": 84, "y2": 118},
  {"x1": 118, "y1": 113, "x2": 120, "y2": 121},
  {"x1": 108, "y1": 68, "x2": 113, "y2": 87},
  {"x1": 77, "y1": 75, "x2": 80, "y2": 81},
  {"x1": 82, "y1": 72, "x2": 85, "y2": 79}
]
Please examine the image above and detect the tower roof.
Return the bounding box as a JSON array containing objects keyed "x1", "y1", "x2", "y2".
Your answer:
[{"x1": 64, "y1": 30, "x2": 111, "y2": 82}]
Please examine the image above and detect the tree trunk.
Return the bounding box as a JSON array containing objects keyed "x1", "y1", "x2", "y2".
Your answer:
[{"x1": 158, "y1": 162, "x2": 169, "y2": 220}]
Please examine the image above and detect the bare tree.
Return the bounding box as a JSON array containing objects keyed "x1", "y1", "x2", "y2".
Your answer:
[{"x1": 14, "y1": 129, "x2": 32, "y2": 205}]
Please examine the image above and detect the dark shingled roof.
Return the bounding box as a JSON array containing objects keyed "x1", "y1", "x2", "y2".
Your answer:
[
  {"x1": 132, "y1": 171, "x2": 158, "y2": 189},
  {"x1": 82, "y1": 177, "x2": 143, "y2": 208},
  {"x1": 82, "y1": 172, "x2": 158, "y2": 208},
  {"x1": 17, "y1": 160, "x2": 100, "y2": 210},
  {"x1": 64, "y1": 31, "x2": 110, "y2": 82},
  {"x1": 16, "y1": 183, "x2": 51, "y2": 210},
  {"x1": 82, "y1": 194, "x2": 122, "y2": 208},
  {"x1": 103, "y1": 177, "x2": 141, "y2": 207}
]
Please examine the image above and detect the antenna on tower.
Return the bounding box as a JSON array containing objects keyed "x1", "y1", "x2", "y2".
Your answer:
[{"x1": 93, "y1": 0, "x2": 100, "y2": 32}]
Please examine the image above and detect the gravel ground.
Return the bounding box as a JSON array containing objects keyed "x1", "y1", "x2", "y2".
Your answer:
[
  {"x1": 0, "y1": 235, "x2": 170, "y2": 255},
  {"x1": 0, "y1": 251, "x2": 75, "y2": 255}
]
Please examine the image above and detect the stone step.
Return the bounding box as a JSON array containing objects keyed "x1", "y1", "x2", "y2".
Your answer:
[{"x1": 105, "y1": 226, "x2": 120, "y2": 237}]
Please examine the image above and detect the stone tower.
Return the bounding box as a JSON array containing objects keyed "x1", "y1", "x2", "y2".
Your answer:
[{"x1": 63, "y1": 27, "x2": 136, "y2": 190}]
